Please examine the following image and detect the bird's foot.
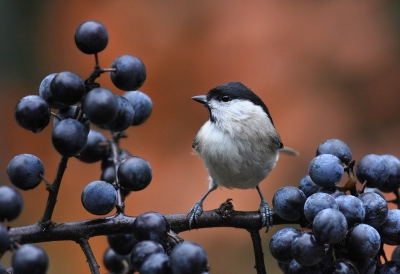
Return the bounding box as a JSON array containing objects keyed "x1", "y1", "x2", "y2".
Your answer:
[
  {"x1": 259, "y1": 201, "x2": 273, "y2": 232},
  {"x1": 188, "y1": 202, "x2": 203, "y2": 229}
]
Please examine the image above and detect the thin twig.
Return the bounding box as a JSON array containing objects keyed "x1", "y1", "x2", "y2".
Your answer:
[
  {"x1": 9, "y1": 210, "x2": 297, "y2": 244},
  {"x1": 78, "y1": 238, "x2": 100, "y2": 274},
  {"x1": 40, "y1": 156, "x2": 69, "y2": 224},
  {"x1": 248, "y1": 229, "x2": 267, "y2": 274},
  {"x1": 110, "y1": 132, "x2": 127, "y2": 213}
]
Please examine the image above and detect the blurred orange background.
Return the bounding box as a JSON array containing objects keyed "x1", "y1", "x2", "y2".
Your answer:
[{"x1": 1, "y1": 1, "x2": 400, "y2": 273}]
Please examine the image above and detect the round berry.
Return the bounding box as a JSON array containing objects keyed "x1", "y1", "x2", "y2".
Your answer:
[
  {"x1": 0, "y1": 225, "x2": 10, "y2": 254},
  {"x1": 308, "y1": 154, "x2": 344, "y2": 188},
  {"x1": 170, "y1": 242, "x2": 208, "y2": 274},
  {"x1": 50, "y1": 71, "x2": 85, "y2": 105},
  {"x1": 303, "y1": 192, "x2": 338, "y2": 224},
  {"x1": 345, "y1": 223, "x2": 381, "y2": 260},
  {"x1": 107, "y1": 233, "x2": 137, "y2": 255},
  {"x1": 75, "y1": 21, "x2": 108, "y2": 54},
  {"x1": 123, "y1": 91, "x2": 153, "y2": 126},
  {"x1": 15, "y1": 95, "x2": 50, "y2": 133},
  {"x1": 356, "y1": 154, "x2": 390, "y2": 188},
  {"x1": 11, "y1": 244, "x2": 49, "y2": 274},
  {"x1": 272, "y1": 186, "x2": 306, "y2": 221},
  {"x1": 0, "y1": 186, "x2": 23, "y2": 221},
  {"x1": 117, "y1": 156, "x2": 152, "y2": 191},
  {"x1": 378, "y1": 209, "x2": 400, "y2": 245},
  {"x1": 81, "y1": 181, "x2": 117, "y2": 215},
  {"x1": 103, "y1": 247, "x2": 129, "y2": 274},
  {"x1": 7, "y1": 154, "x2": 44, "y2": 190},
  {"x1": 378, "y1": 154, "x2": 400, "y2": 193},
  {"x1": 130, "y1": 240, "x2": 165, "y2": 271},
  {"x1": 359, "y1": 191, "x2": 388, "y2": 229},
  {"x1": 110, "y1": 55, "x2": 146, "y2": 91},
  {"x1": 78, "y1": 130, "x2": 109, "y2": 163},
  {"x1": 102, "y1": 95, "x2": 135, "y2": 132},
  {"x1": 316, "y1": 139, "x2": 352, "y2": 163},
  {"x1": 132, "y1": 212, "x2": 170, "y2": 247},
  {"x1": 83, "y1": 87, "x2": 119, "y2": 124},
  {"x1": 39, "y1": 73, "x2": 68, "y2": 109},
  {"x1": 335, "y1": 194, "x2": 365, "y2": 227},
  {"x1": 269, "y1": 227, "x2": 301, "y2": 263},
  {"x1": 312, "y1": 208, "x2": 347, "y2": 244},
  {"x1": 52, "y1": 118, "x2": 88, "y2": 157},
  {"x1": 298, "y1": 175, "x2": 319, "y2": 197},
  {"x1": 140, "y1": 253, "x2": 171, "y2": 274},
  {"x1": 291, "y1": 232, "x2": 325, "y2": 266}
]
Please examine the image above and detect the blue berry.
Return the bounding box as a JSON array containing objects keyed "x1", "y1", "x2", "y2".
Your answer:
[
  {"x1": 269, "y1": 227, "x2": 301, "y2": 263},
  {"x1": 312, "y1": 208, "x2": 347, "y2": 244},
  {"x1": 335, "y1": 194, "x2": 365, "y2": 227},
  {"x1": 78, "y1": 130, "x2": 109, "y2": 163},
  {"x1": 117, "y1": 156, "x2": 152, "y2": 191},
  {"x1": 102, "y1": 95, "x2": 135, "y2": 132},
  {"x1": 83, "y1": 87, "x2": 119, "y2": 125},
  {"x1": 316, "y1": 139, "x2": 352, "y2": 163},
  {"x1": 11, "y1": 244, "x2": 49, "y2": 274},
  {"x1": 356, "y1": 154, "x2": 390, "y2": 188},
  {"x1": 39, "y1": 73, "x2": 68, "y2": 109},
  {"x1": 378, "y1": 154, "x2": 400, "y2": 193},
  {"x1": 52, "y1": 118, "x2": 88, "y2": 157},
  {"x1": 0, "y1": 225, "x2": 10, "y2": 254},
  {"x1": 291, "y1": 232, "x2": 325, "y2": 266},
  {"x1": 130, "y1": 240, "x2": 165, "y2": 271},
  {"x1": 140, "y1": 253, "x2": 171, "y2": 274},
  {"x1": 170, "y1": 242, "x2": 208, "y2": 274},
  {"x1": 378, "y1": 260, "x2": 400, "y2": 274},
  {"x1": 132, "y1": 212, "x2": 170, "y2": 248},
  {"x1": 0, "y1": 186, "x2": 23, "y2": 221},
  {"x1": 359, "y1": 191, "x2": 388, "y2": 229},
  {"x1": 75, "y1": 21, "x2": 108, "y2": 54},
  {"x1": 308, "y1": 154, "x2": 344, "y2": 188},
  {"x1": 303, "y1": 192, "x2": 338, "y2": 223},
  {"x1": 345, "y1": 223, "x2": 381, "y2": 260},
  {"x1": 7, "y1": 154, "x2": 44, "y2": 190},
  {"x1": 15, "y1": 95, "x2": 50, "y2": 133},
  {"x1": 298, "y1": 175, "x2": 319, "y2": 197},
  {"x1": 325, "y1": 259, "x2": 358, "y2": 274},
  {"x1": 107, "y1": 233, "x2": 137, "y2": 255},
  {"x1": 378, "y1": 209, "x2": 400, "y2": 245},
  {"x1": 50, "y1": 71, "x2": 85, "y2": 105},
  {"x1": 81, "y1": 181, "x2": 117, "y2": 215},
  {"x1": 103, "y1": 247, "x2": 129, "y2": 274},
  {"x1": 123, "y1": 91, "x2": 153, "y2": 126},
  {"x1": 110, "y1": 55, "x2": 146, "y2": 91},
  {"x1": 272, "y1": 186, "x2": 306, "y2": 221}
]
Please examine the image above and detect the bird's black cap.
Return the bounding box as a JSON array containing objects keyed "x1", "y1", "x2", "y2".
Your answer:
[{"x1": 207, "y1": 82, "x2": 275, "y2": 126}]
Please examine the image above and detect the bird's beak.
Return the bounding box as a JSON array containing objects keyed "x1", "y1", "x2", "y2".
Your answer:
[{"x1": 192, "y1": 95, "x2": 207, "y2": 104}]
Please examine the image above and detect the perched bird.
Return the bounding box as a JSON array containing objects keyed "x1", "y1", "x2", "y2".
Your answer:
[{"x1": 189, "y1": 82, "x2": 298, "y2": 229}]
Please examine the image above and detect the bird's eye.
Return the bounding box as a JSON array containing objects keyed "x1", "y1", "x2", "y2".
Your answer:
[{"x1": 221, "y1": 95, "x2": 230, "y2": 102}]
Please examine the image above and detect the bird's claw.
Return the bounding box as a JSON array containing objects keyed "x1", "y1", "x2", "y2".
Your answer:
[
  {"x1": 188, "y1": 202, "x2": 203, "y2": 229},
  {"x1": 259, "y1": 201, "x2": 273, "y2": 232}
]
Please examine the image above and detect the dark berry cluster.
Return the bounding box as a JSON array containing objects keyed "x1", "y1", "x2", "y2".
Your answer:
[
  {"x1": 271, "y1": 139, "x2": 400, "y2": 273},
  {"x1": 104, "y1": 212, "x2": 209, "y2": 274}
]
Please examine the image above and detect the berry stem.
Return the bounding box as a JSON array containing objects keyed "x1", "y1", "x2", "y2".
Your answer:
[
  {"x1": 78, "y1": 238, "x2": 100, "y2": 274},
  {"x1": 40, "y1": 156, "x2": 69, "y2": 224},
  {"x1": 248, "y1": 229, "x2": 267, "y2": 274},
  {"x1": 110, "y1": 132, "x2": 127, "y2": 214}
]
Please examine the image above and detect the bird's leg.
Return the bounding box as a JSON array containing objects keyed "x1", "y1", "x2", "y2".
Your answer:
[
  {"x1": 188, "y1": 184, "x2": 217, "y2": 229},
  {"x1": 256, "y1": 185, "x2": 273, "y2": 232}
]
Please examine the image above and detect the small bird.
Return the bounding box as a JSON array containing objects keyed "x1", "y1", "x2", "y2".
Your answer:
[{"x1": 189, "y1": 82, "x2": 298, "y2": 229}]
